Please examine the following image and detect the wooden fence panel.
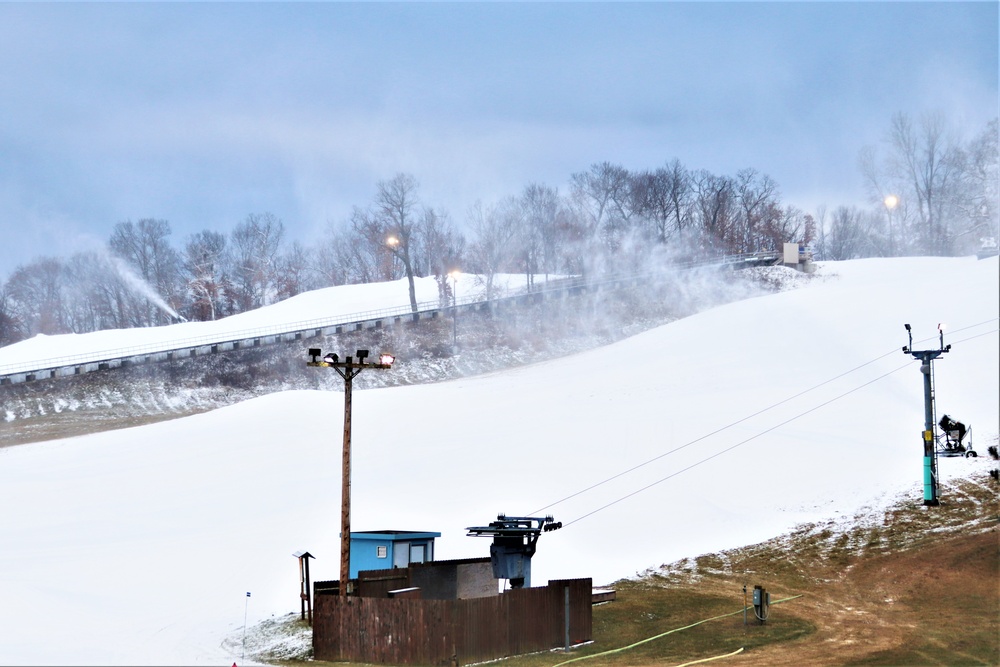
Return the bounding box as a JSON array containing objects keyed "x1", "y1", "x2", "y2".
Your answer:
[
  {"x1": 358, "y1": 567, "x2": 410, "y2": 598},
  {"x1": 313, "y1": 578, "x2": 593, "y2": 665},
  {"x1": 453, "y1": 593, "x2": 507, "y2": 664}
]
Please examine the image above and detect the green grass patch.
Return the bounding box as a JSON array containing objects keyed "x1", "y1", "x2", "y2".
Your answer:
[{"x1": 497, "y1": 585, "x2": 815, "y2": 667}]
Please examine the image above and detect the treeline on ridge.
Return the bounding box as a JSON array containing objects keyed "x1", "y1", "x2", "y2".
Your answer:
[{"x1": 0, "y1": 112, "x2": 995, "y2": 347}]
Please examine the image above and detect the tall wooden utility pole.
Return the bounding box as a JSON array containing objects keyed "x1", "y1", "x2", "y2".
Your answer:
[{"x1": 308, "y1": 348, "x2": 394, "y2": 595}]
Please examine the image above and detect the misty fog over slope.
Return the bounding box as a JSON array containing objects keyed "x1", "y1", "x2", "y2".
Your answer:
[{"x1": 0, "y1": 266, "x2": 801, "y2": 446}]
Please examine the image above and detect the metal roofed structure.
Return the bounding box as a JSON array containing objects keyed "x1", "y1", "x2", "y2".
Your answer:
[{"x1": 348, "y1": 530, "x2": 441, "y2": 578}]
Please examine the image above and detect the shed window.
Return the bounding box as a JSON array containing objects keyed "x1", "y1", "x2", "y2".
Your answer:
[{"x1": 377, "y1": 546, "x2": 388, "y2": 559}]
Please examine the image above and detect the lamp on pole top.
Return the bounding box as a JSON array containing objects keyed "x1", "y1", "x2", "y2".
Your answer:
[{"x1": 884, "y1": 194, "x2": 900, "y2": 256}]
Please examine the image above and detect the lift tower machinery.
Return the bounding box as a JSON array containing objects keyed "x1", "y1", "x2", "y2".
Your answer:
[
  {"x1": 902, "y1": 323, "x2": 950, "y2": 506},
  {"x1": 467, "y1": 515, "x2": 562, "y2": 588}
]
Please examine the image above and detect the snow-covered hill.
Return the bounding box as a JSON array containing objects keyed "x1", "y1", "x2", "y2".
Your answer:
[
  {"x1": 0, "y1": 257, "x2": 996, "y2": 665},
  {"x1": 0, "y1": 274, "x2": 525, "y2": 371}
]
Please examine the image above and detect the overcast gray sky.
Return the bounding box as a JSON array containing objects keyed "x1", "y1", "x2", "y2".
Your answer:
[{"x1": 1, "y1": 2, "x2": 997, "y2": 278}]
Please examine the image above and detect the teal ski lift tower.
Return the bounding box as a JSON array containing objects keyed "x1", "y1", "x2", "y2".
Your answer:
[
  {"x1": 467, "y1": 515, "x2": 562, "y2": 588},
  {"x1": 902, "y1": 323, "x2": 950, "y2": 506}
]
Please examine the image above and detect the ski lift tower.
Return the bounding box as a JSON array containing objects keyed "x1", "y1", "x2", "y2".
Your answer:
[
  {"x1": 467, "y1": 515, "x2": 562, "y2": 589},
  {"x1": 902, "y1": 323, "x2": 950, "y2": 506}
]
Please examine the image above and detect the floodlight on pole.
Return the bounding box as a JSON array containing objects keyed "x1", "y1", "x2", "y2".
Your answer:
[
  {"x1": 884, "y1": 194, "x2": 899, "y2": 256},
  {"x1": 386, "y1": 236, "x2": 401, "y2": 278},
  {"x1": 307, "y1": 347, "x2": 395, "y2": 595}
]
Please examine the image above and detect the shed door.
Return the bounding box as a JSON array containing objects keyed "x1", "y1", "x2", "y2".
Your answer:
[
  {"x1": 410, "y1": 543, "x2": 426, "y2": 565},
  {"x1": 393, "y1": 542, "x2": 410, "y2": 569}
]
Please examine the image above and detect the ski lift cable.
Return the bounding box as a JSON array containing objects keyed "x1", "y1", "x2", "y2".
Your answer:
[
  {"x1": 529, "y1": 319, "x2": 999, "y2": 517},
  {"x1": 558, "y1": 327, "x2": 996, "y2": 526},
  {"x1": 949, "y1": 328, "x2": 999, "y2": 346},
  {"x1": 560, "y1": 360, "x2": 915, "y2": 529},
  {"x1": 530, "y1": 346, "x2": 903, "y2": 516}
]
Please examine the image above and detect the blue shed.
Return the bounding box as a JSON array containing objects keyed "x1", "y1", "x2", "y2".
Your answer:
[{"x1": 349, "y1": 530, "x2": 441, "y2": 578}]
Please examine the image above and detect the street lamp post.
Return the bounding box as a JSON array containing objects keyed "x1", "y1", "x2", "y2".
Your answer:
[
  {"x1": 884, "y1": 194, "x2": 899, "y2": 256},
  {"x1": 307, "y1": 348, "x2": 395, "y2": 596},
  {"x1": 448, "y1": 270, "x2": 460, "y2": 351},
  {"x1": 386, "y1": 236, "x2": 400, "y2": 278}
]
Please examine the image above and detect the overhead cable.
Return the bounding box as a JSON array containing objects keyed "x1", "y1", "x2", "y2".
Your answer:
[{"x1": 561, "y1": 361, "x2": 913, "y2": 528}]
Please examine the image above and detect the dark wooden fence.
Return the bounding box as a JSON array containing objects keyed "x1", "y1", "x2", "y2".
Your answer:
[
  {"x1": 315, "y1": 557, "x2": 496, "y2": 600},
  {"x1": 314, "y1": 578, "x2": 592, "y2": 666}
]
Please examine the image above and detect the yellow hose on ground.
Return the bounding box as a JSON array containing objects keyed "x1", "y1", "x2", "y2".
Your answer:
[
  {"x1": 674, "y1": 646, "x2": 745, "y2": 666},
  {"x1": 550, "y1": 594, "x2": 803, "y2": 667}
]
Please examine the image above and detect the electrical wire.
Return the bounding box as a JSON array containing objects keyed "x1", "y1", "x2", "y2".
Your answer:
[
  {"x1": 562, "y1": 361, "x2": 913, "y2": 528},
  {"x1": 949, "y1": 327, "x2": 1000, "y2": 346},
  {"x1": 530, "y1": 346, "x2": 905, "y2": 516},
  {"x1": 530, "y1": 319, "x2": 998, "y2": 519}
]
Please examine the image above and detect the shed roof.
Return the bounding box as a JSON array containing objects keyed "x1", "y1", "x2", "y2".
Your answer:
[{"x1": 350, "y1": 530, "x2": 441, "y2": 541}]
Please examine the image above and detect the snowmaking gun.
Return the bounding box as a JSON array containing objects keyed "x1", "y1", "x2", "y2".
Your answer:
[{"x1": 937, "y1": 414, "x2": 976, "y2": 458}]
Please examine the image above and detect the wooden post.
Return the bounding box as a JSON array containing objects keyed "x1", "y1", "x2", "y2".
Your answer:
[
  {"x1": 300, "y1": 558, "x2": 306, "y2": 620},
  {"x1": 304, "y1": 554, "x2": 313, "y2": 624},
  {"x1": 564, "y1": 585, "x2": 570, "y2": 650},
  {"x1": 295, "y1": 551, "x2": 315, "y2": 624},
  {"x1": 340, "y1": 363, "x2": 354, "y2": 596}
]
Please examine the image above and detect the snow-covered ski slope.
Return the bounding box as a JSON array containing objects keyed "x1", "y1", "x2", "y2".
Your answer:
[
  {"x1": 0, "y1": 257, "x2": 996, "y2": 665},
  {"x1": 0, "y1": 274, "x2": 533, "y2": 375}
]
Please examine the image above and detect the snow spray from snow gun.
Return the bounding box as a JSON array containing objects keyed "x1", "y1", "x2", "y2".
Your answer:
[{"x1": 102, "y1": 252, "x2": 186, "y2": 322}]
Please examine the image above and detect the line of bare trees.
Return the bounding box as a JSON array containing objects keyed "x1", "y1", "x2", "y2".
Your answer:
[
  {"x1": 1, "y1": 112, "x2": 995, "y2": 346},
  {"x1": 820, "y1": 113, "x2": 998, "y2": 260}
]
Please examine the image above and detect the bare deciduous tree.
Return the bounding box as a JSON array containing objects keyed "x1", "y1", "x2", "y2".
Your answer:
[
  {"x1": 274, "y1": 241, "x2": 310, "y2": 302},
  {"x1": 886, "y1": 112, "x2": 963, "y2": 254},
  {"x1": 0, "y1": 284, "x2": 25, "y2": 346},
  {"x1": 468, "y1": 197, "x2": 522, "y2": 301},
  {"x1": 569, "y1": 162, "x2": 634, "y2": 266},
  {"x1": 417, "y1": 207, "x2": 464, "y2": 306},
  {"x1": 184, "y1": 231, "x2": 227, "y2": 321},
  {"x1": 826, "y1": 206, "x2": 885, "y2": 260},
  {"x1": 632, "y1": 160, "x2": 692, "y2": 245},
  {"x1": 692, "y1": 170, "x2": 736, "y2": 253},
  {"x1": 520, "y1": 183, "x2": 561, "y2": 288},
  {"x1": 4, "y1": 257, "x2": 67, "y2": 336},
  {"x1": 734, "y1": 168, "x2": 780, "y2": 252},
  {"x1": 352, "y1": 173, "x2": 423, "y2": 312},
  {"x1": 955, "y1": 118, "x2": 999, "y2": 250},
  {"x1": 229, "y1": 212, "x2": 285, "y2": 312}
]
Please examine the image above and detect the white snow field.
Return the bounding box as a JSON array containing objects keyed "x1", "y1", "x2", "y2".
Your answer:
[{"x1": 0, "y1": 257, "x2": 996, "y2": 665}]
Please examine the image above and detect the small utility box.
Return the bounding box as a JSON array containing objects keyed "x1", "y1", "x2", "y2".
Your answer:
[
  {"x1": 753, "y1": 585, "x2": 770, "y2": 624},
  {"x1": 349, "y1": 530, "x2": 441, "y2": 578}
]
